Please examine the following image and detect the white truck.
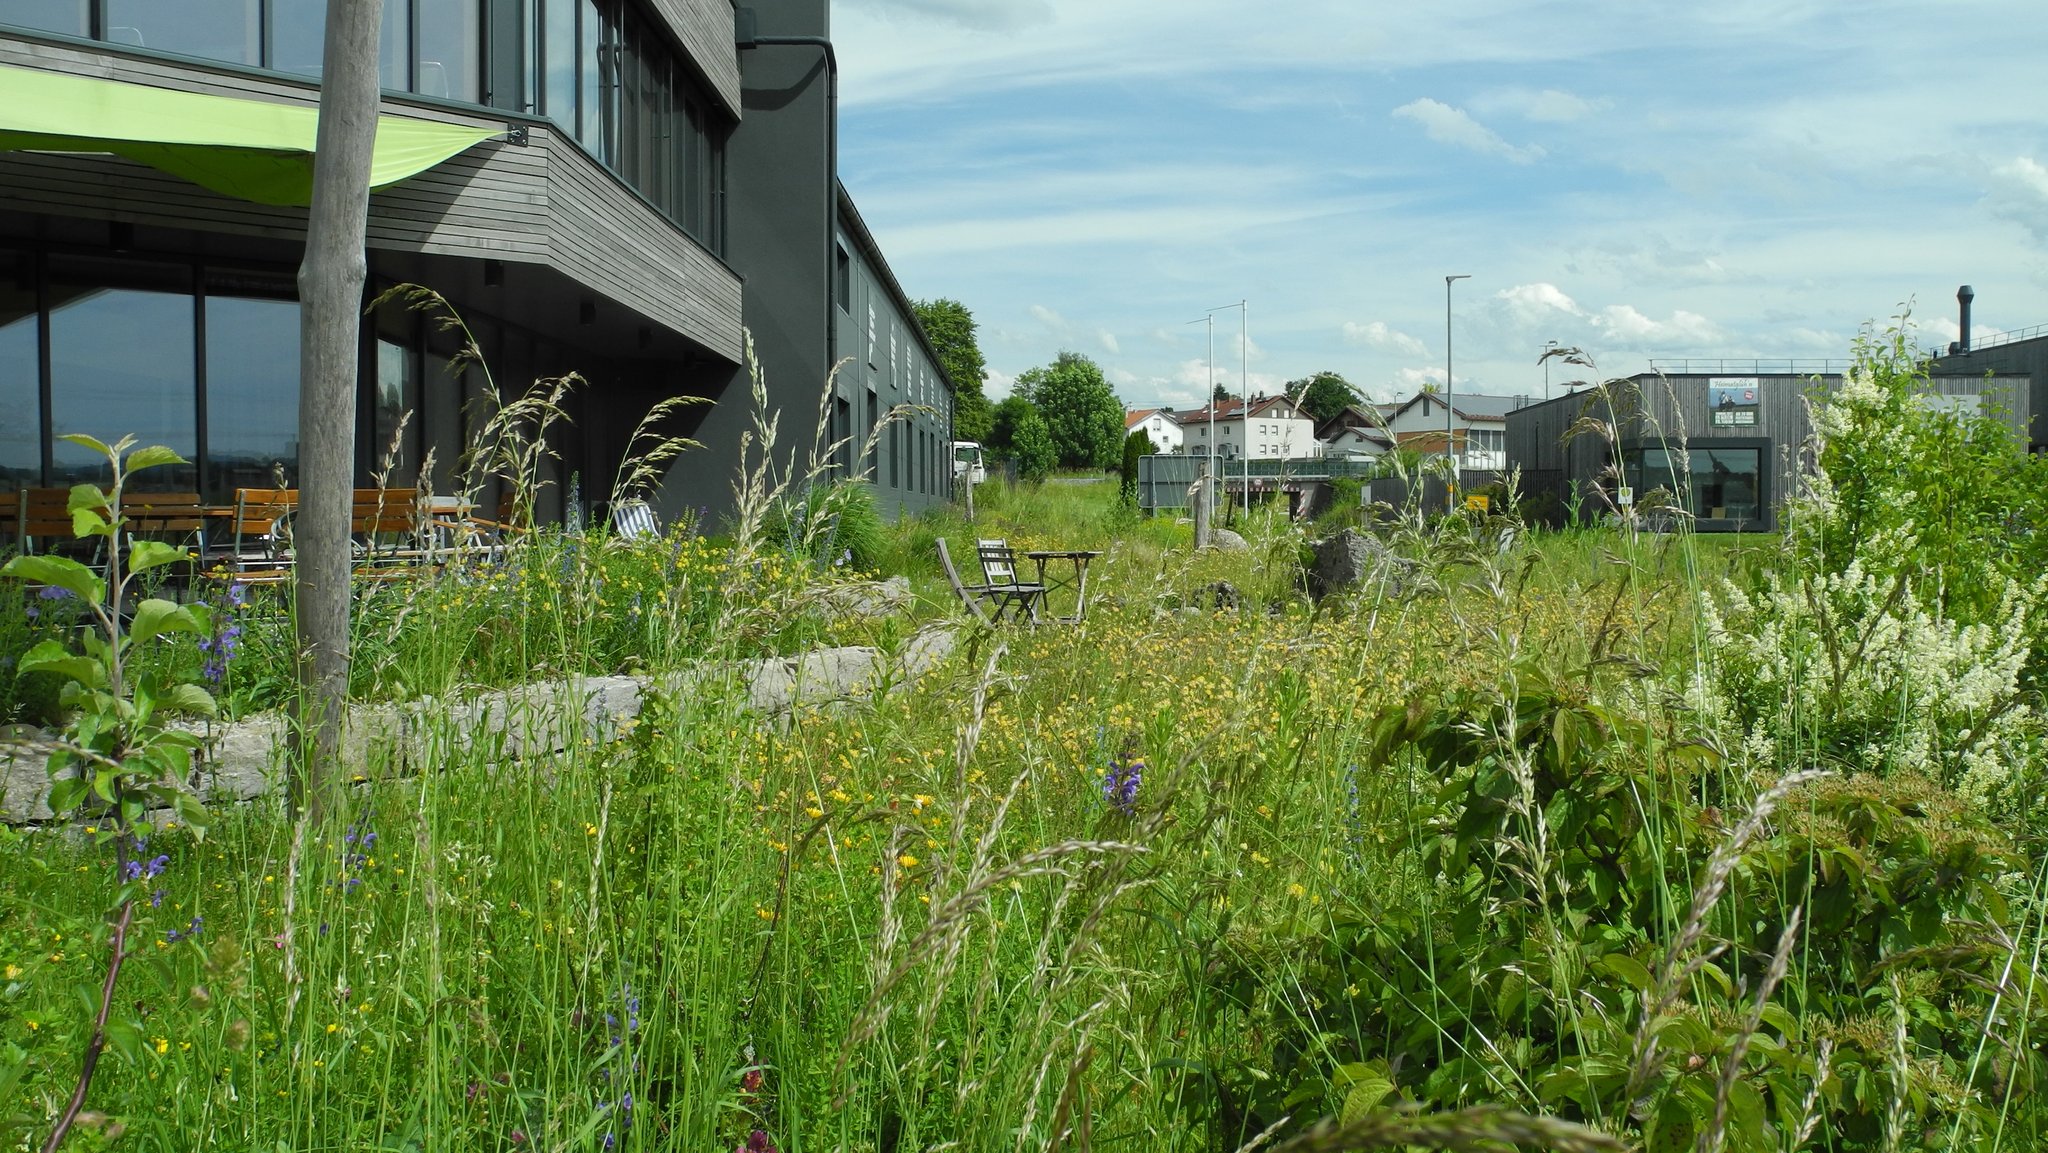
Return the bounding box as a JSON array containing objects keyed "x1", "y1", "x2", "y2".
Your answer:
[{"x1": 953, "y1": 440, "x2": 987, "y2": 486}]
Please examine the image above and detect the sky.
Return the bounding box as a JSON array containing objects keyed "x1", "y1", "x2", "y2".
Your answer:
[{"x1": 829, "y1": 0, "x2": 2048, "y2": 411}]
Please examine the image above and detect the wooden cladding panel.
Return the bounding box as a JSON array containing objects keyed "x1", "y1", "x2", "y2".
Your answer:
[
  {"x1": 647, "y1": 0, "x2": 740, "y2": 115},
  {"x1": 542, "y1": 139, "x2": 741, "y2": 361}
]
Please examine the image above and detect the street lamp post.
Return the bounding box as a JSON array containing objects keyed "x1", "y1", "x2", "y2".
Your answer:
[{"x1": 1445, "y1": 274, "x2": 1470, "y2": 471}]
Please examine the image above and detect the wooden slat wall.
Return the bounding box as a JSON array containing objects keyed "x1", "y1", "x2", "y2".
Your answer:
[
  {"x1": 647, "y1": 0, "x2": 740, "y2": 116},
  {"x1": 0, "y1": 36, "x2": 741, "y2": 359},
  {"x1": 542, "y1": 131, "x2": 742, "y2": 361}
]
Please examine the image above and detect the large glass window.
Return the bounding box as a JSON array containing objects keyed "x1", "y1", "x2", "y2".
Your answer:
[
  {"x1": 1634, "y1": 444, "x2": 1761, "y2": 524},
  {"x1": 47, "y1": 259, "x2": 197, "y2": 491},
  {"x1": 542, "y1": 0, "x2": 575, "y2": 124},
  {"x1": 418, "y1": 0, "x2": 480, "y2": 101},
  {"x1": 374, "y1": 335, "x2": 420, "y2": 487},
  {"x1": 0, "y1": 0, "x2": 87, "y2": 36},
  {"x1": 0, "y1": 249, "x2": 39, "y2": 489},
  {"x1": 105, "y1": 0, "x2": 259, "y2": 65},
  {"x1": 203, "y1": 290, "x2": 299, "y2": 499}
]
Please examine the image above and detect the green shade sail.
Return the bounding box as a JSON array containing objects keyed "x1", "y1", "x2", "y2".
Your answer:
[{"x1": 0, "y1": 63, "x2": 497, "y2": 206}]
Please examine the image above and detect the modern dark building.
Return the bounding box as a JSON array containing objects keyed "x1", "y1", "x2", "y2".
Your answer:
[
  {"x1": 0, "y1": 0, "x2": 950, "y2": 531},
  {"x1": 1929, "y1": 287, "x2": 2048, "y2": 453},
  {"x1": 1506, "y1": 363, "x2": 2029, "y2": 531}
]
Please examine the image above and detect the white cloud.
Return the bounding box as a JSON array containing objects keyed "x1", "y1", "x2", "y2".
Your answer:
[
  {"x1": 984, "y1": 367, "x2": 1017, "y2": 399},
  {"x1": 1986, "y1": 157, "x2": 2048, "y2": 244},
  {"x1": 1391, "y1": 98, "x2": 1544, "y2": 164},
  {"x1": 1496, "y1": 282, "x2": 1587, "y2": 322},
  {"x1": 1098, "y1": 329, "x2": 1121, "y2": 355},
  {"x1": 1344, "y1": 320, "x2": 1428, "y2": 356},
  {"x1": 1591, "y1": 304, "x2": 1722, "y2": 349},
  {"x1": 1028, "y1": 304, "x2": 1067, "y2": 330},
  {"x1": 1474, "y1": 87, "x2": 1610, "y2": 123}
]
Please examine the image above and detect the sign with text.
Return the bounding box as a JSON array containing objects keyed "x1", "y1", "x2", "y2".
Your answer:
[{"x1": 1709, "y1": 377, "x2": 1761, "y2": 411}]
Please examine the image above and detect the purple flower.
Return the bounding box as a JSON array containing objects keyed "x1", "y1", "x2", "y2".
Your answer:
[
  {"x1": 122, "y1": 854, "x2": 170, "y2": 882},
  {"x1": 37, "y1": 585, "x2": 72, "y2": 601},
  {"x1": 1101, "y1": 756, "x2": 1143, "y2": 816},
  {"x1": 150, "y1": 889, "x2": 166, "y2": 908}
]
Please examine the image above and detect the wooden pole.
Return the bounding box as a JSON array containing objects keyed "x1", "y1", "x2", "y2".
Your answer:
[{"x1": 292, "y1": 0, "x2": 385, "y2": 824}]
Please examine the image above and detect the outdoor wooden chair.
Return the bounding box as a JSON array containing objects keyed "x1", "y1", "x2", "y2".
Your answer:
[
  {"x1": 124, "y1": 491, "x2": 208, "y2": 588},
  {"x1": 935, "y1": 538, "x2": 996, "y2": 626},
  {"x1": 210, "y1": 487, "x2": 298, "y2": 584},
  {"x1": 968, "y1": 538, "x2": 1046, "y2": 624},
  {"x1": 351, "y1": 488, "x2": 434, "y2": 573},
  {"x1": 11, "y1": 488, "x2": 82, "y2": 556}
]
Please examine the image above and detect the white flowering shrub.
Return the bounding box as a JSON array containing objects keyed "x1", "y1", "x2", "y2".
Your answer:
[{"x1": 1705, "y1": 322, "x2": 2048, "y2": 817}]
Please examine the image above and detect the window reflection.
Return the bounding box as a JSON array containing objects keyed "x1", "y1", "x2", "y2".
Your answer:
[
  {"x1": 1636, "y1": 445, "x2": 1761, "y2": 524},
  {"x1": 0, "y1": 0, "x2": 88, "y2": 37},
  {"x1": 49, "y1": 276, "x2": 198, "y2": 491},
  {"x1": 418, "y1": 0, "x2": 479, "y2": 101},
  {"x1": 0, "y1": 250, "x2": 38, "y2": 489},
  {"x1": 106, "y1": 0, "x2": 259, "y2": 65},
  {"x1": 375, "y1": 338, "x2": 420, "y2": 486},
  {"x1": 205, "y1": 294, "x2": 299, "y2": 498}
]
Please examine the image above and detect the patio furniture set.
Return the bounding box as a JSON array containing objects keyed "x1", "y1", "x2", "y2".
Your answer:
[
  {"x1": 936, "y1": 537, "x2": 1101, "y2": 626},
  {"x1": 4, "y1": 485, "x2": 553, "y2": 593}
]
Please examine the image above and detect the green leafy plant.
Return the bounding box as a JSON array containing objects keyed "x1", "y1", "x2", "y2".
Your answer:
[{"x1": 0, "y1": 434, "x2": 217, "y2": 1151}]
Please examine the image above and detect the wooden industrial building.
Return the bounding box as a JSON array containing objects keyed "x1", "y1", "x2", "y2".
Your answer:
[{"x1": 1506, "y1": 363, "x2": 2030, "y2": 532}]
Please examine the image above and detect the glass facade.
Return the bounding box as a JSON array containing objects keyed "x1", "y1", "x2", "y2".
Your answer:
[
  {"x1": 0, "y1": 0, "x2": 86, "y2": 37},
  {"x1": 47, "y1": 258, "x2": 198, "y2": 491},
  {"x1": 0, "y1": 0, "x2": 727, "y2": 251},
  {"x1": 0, "y1": 248, "x2": 38, "y2": 489},
  {"x1": 0, "y1": 248, "x2": 602, "y2": 504},
  {"x1": 204, "y1": 285, "x2": 299, "y2": 495}
]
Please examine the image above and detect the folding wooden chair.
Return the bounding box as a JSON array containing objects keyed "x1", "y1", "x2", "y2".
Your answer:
[{"x1": 973, "y1": 538, "x2": 1046, "y2": 623}]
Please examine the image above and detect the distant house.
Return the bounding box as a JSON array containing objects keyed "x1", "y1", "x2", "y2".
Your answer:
[
  {"x1": 1379, "y1": 391, "x2": 1533, "y2": 471},
  {"x1": 1176, "y1": 395, "x2": 1318, "y2": 461},
  {"x1": 1506, "y1": 365, "x2": 2031, "y2": 531},
  {"x1": 1316, "y1": 406, "x2": 1393, "y2": 460},
  {"x1": 1125, "y1": 407, "x2": 1184, "y2": 454}
]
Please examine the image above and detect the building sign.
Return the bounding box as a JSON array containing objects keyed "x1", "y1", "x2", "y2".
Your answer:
[{"x1": 1709, "y1": 377, "x2": 1760, "y2": 427}]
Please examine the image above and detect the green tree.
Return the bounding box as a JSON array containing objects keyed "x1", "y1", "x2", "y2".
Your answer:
[
  {"x1": 986, "y1": 394, "x2": 1034, "y2": 456},
  {"x1": 1286, "y1": 370, "x2": 1362, "y2": 425},
  {"x1": 1014, "y1": 351, "x2": 1124, "y2": 470},
  {"x1": 912, "y1": 298, "x2": 992, "y2": 443},
  {"x1": 1119, "y1": 428, "x2": 1156, "y2": 507},
  {"x1": 1009, "y1": 405, "x2": 1057, "y2": 482},
  {"x1": 1212, "y1": 382, "x2": 1230, "y2": 403}
]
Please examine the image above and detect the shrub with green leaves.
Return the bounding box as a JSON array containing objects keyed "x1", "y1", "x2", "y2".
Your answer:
[{"x1": 1704, "y1": 322, "x2": 2048, "y2": 816}]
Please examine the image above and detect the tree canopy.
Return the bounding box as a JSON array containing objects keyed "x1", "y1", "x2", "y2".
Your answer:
[
  {"x1": 1285, "y1": 371, "x2": 1363, "y2": 425},
  {"x1": 1015, "y1": 351, "x2": 1125, "y2": 470},
  {"x1": 988, "y1": 395, "x2": 1055, "y2": 481},
  {"x1": 912, "y1": 298, "x2": 992, "y2": 443}
]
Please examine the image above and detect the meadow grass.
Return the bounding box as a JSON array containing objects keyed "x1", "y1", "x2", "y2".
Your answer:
[{"x1": 2, "y1": 469, "x2": 2043, "y2": 1153}]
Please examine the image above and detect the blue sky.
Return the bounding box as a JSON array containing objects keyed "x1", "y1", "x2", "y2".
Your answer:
[{"x1": 830, "y1": 0, "x2": 2048, "y2": 410}]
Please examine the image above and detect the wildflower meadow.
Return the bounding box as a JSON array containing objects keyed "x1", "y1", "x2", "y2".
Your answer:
[{"x1": 4, "y1": 327, "x2": 2048, "y2": 1152}]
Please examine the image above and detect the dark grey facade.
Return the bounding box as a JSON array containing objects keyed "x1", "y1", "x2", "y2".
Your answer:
[
  {"x1": 1931, "y1": 328, "x2": 2048, "y2": 452},
  {"x1": 1506, "y1": 367, "x2": 2029, "y2": 531},
  {"x1": 0, "y1": 0, "x2": 949, "y2": 529}
]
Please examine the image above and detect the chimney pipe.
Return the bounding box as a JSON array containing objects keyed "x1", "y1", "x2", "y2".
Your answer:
[{"x1": 1957, "y1": 285, "x2": 1975, "y2": 354}]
